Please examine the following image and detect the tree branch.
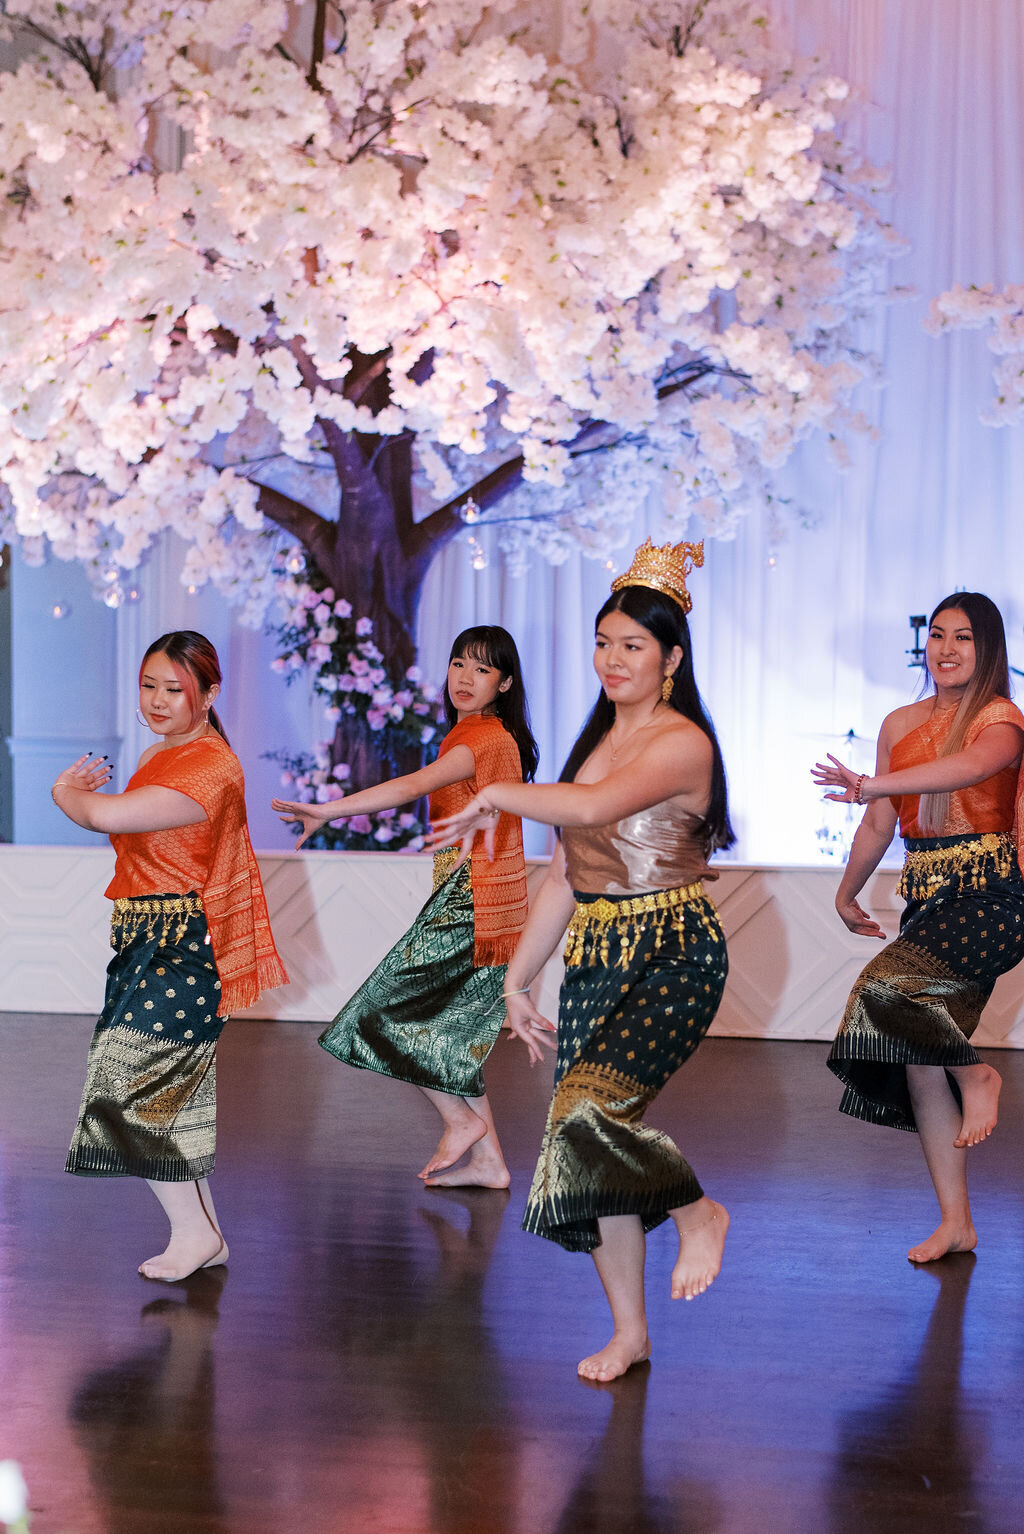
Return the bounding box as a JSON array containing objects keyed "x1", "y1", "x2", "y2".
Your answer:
[
  {"x1": 308, "y1": 0, "x2": 327, "y2": 90},
  {"x1": 257, "y1": 484, "x2": 336, "y2": 571},
  {"x1": 408, "y1": 360, "x2": 738, "y2": 566}
]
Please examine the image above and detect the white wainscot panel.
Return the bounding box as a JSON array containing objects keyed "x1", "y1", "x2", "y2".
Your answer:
[{"x1": 3, "y1": 849, "x2": 1024, "y2": 1048}]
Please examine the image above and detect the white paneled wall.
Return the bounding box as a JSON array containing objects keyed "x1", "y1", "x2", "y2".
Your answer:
[{"x1": 4, "y1": 848, "x2": 1023, "y2": 1048}]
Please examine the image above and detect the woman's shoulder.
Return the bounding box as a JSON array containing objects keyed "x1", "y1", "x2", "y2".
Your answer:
[
  {"x1": 962, "y1": 696, "x2": 1024, "y2": 748},
  {"x1": 443, "y1": 712, "x2": 508, "y2": 747},
  {"x1": 971, "y1": 696, "x2": 1024, "y2": 732},
  {"x1": 141, "y1": 733, "x2": 243, "y2": 787},
  {"x1": 657, "y1": 712, "x2": 712, "y2": 760},
  {"x1": 881, "y1": 699, "x2": 931, "y2": 751}
]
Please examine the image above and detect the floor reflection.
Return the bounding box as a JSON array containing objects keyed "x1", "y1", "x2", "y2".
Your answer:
[
  {"x1": 556, "y1": 1365, "x2": 722, "y2": 1534},
  {"x1": 340, "y1": 1186, "x2": 517, "y2": 1534},
  {"x1": 69, "y1": 1268, "x2": 228, "y2": 1534},
  {"x1": 828, "y1": 1253, "x2": 986, "y2": 1533}
]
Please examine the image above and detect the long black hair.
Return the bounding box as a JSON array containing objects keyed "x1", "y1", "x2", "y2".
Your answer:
[
  {"x1": 559, "y1": 586, "x2": 734, "y2": 854},
  {"x1": 918, "y1": 591, "x2": 1012, "y2": 834},
  {"x1": 443, "y1": 625, "x2": 539, "y2": 781}
]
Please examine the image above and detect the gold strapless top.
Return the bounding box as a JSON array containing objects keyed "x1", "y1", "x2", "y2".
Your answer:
[{"x1": 562, "y1": 801, "x2": 712, "y2": 895}]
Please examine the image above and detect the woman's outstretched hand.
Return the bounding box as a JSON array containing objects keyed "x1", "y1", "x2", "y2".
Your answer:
[
  {"x1": 271, "y1": 797, "x2": 333, "y2": 851},
  {"x1": 835, "y1": 894, "x2": 886, "y2": 940},
  {"x1": 812, "y1": 753, "x2": 866, "y2": 803},
  {"x1": 52, "y1": 754, "x2": 112, "y2": 801},
  {"x1": 427, "y1": 793, "x2": 500, "y2": 866},
  {"x1": 504, "y1": 991, "x2": 557, "y2": 1067}
]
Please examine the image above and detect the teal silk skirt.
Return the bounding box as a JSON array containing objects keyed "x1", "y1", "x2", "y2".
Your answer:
[
  {"x1": 828, "y1": 832, "x2": 1024, "y2": 1132},
  {"x1": 66, "y1": 894, "x2": 226, "y2": 1181},
  {"x1": 318, "y1": 854, "x2": 506, "y2": 1098},
  {"x1": 523, "y1": 883, "x2": 728, "y2": 1254}
]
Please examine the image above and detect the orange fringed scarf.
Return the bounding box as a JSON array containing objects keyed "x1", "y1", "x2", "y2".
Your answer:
[
  {"x1": 106, "y1": 734, "x2": 288, "y2": 1016},
  {"x1": 890, "y1": 696, "x2": 1024, "y2": 858},
  {"x1": 430, "y1": 713, "x2": 529, "y2": 966}
]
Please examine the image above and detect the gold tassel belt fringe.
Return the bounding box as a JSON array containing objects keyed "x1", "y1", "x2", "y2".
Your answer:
[
  {"x1": 111, "y1": 893, "x2": 204, "y2": 951},
  {"x1": 899, "y1": 832, "x2": 1015, "y2": 904},
  {"x1": 432, "y1": 846, "x2": 466, "y2": 891},
  {"x1": 564, "y1": 882, "x2": 711, "y2": 969}
]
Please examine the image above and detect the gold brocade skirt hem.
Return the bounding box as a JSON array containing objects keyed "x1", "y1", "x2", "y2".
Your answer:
[
  {"x1": 523, "y1": 884, "x2": 726, "y2": 1254},
  {"x1": 828, "y1": 834, "x2": 1024, "y2": 1133},
  {"x1": 66, "y1": 894, "x2": 225, "y2": 1181},
  {"x1": 522, "y1": 1180, "x2": 703, "y2": 1253},
  {"x1": 318, "y1": 855, "x2": 506, "y2": 1099}
]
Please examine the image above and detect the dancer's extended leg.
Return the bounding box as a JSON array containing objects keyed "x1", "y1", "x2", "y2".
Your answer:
[
  {"x1": 421, "y1": 1089, "x2": 511, "y2": 1188},
  {"x1": 140, "y1": 1177, "x2": 228, "y2": 1281},
  {"x1": 578, "y1": 1214, "x2": 651, "y2": 1383},
  {"x1": 906, "y1": 1064, "x2": 976, "y2": 1263},
  {"x1": 669, "y1": 1196, "x2": 729, "y2": 1300}
]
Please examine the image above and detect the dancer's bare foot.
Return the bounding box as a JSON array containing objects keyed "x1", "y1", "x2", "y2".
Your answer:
[
  {"x1": 577, "y1": 1331, "x2": 651, "y2": 1383},
  {"x1": 670, "y1": 1198, "x2": 729, "y2": 1301},
  {"x1": 423, "y1": 1143, "x2": 511, "y2": 1190},
  {"x1": 951, "y1": 1062, "x2": 1001, "y2": 1148},
  {"x1": 907, "y1": 1219, "x2": 977, "y2": 1264},
  {"x1": 139, "y1": 1231, "x2": 228, "y2": 1283},
  {"x1": 418, "y1": 1106, "x2": 488, "y2": 1179}
]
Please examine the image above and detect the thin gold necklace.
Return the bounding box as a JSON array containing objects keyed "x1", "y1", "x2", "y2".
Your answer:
[{"x1": 608, "y1": 711, "x2": 660, "y2": 760}]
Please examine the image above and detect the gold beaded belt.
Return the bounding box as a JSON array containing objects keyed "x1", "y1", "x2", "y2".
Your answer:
[
  {"x1": 898, "y1": 832, "x2": 1015, "y2": 904},
  {"x1": 432, "y1": 846, "x2": 465, "y2": 891},
  {"x1": 110, "y1": 893, "x2": 204, "y2": 950},
  {"x1": 564, "y1": 881, "x2": 710, "y2": 969}
]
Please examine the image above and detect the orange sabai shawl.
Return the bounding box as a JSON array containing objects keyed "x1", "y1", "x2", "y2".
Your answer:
[
  {"x1": 106, "y1": 733, "x2": 288, "y2": 1016},
  {"x1": 889, "y1": 695, "x2": 1024, "y2": 865},
  {"x1": 429, "y1": 712, "x2": 529, "y2": 966}
]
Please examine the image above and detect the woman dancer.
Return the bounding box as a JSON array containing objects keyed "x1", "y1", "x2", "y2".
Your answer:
[
  {"x1": 273, "y1": 626, "x2": 537, "y2": 1188},
  {"x1": 55, "y1": 631, "x2": 288, "y2": 1281},
  {"x1": 813, "y1": 593, "x2": 1024, "y2": 1263},
  {"x1": 433, "y1": 541, "x2": 733, "y2": 1382}
]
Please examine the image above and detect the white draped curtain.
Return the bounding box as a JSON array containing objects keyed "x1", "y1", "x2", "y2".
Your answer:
[{"x1": 8, "y1": 0, "x2": 1024, "y2": 857}]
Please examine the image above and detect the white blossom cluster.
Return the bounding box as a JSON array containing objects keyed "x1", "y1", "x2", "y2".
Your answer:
[
  {"x1": 926, "y1": 283, "x2": 1024, "y2": 428},
  {"x1": 0, "y1": 0, "x2": 896, "y2": 615}
]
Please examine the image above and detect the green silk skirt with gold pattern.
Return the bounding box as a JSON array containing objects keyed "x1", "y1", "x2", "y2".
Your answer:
[
  {"x1": 523, "y1": 882, "x2": 728, "y2": 1254},
  {"x1": 318, "y1": 854, "x2": 506, "y2": 1098},
  {"x1": 66, "y1": 894, "x2": 226, "y2": 1181},
  {"x1": 828, "y1": 832, "x2": 1024, "y2": 1132}
]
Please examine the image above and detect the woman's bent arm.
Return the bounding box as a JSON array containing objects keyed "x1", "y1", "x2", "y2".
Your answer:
[
  {"x1": 501, "y1": 847, "x2": 576, "y2": 1065},
  {"x1": 832, "y1": 721, "x2": 901, "y2": 938},
  {"x1": 54, "y1": 783, "x2": 207, "y2": 834},
  {"x1": 273, "y1": 743, "x2": 475, "y2": 838},
  {"x1": 443, "y1": 727, "x2": 712, "y2": 833},
  {"x1": 815, "y1": 722, "x2": 1024, "y2": 803},
  {"x1": 506, "y1": 848, "x2": 577, "y2": 993}
]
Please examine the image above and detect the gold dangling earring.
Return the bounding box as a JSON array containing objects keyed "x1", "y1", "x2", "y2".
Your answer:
[{"x1": 661, "y1": 673, "x2": 675, "y2": 703}]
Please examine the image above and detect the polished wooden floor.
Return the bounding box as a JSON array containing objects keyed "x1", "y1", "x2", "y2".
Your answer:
[{"x1": 3, "y1": 1016, "x2": 1024, "y2": 1534}]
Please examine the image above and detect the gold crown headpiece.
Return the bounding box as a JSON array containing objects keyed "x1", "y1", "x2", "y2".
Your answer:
[{"x1": 610, "y1": 538, "x2": 705, "y2": 615}]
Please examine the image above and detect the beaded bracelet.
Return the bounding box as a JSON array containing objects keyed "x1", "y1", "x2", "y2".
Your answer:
[{"x1": 854, "y1": 774, "x2": 866, "y2": 805}]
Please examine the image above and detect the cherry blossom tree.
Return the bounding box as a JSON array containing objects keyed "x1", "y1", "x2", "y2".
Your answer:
[
  {"x1": 0, "y1": 0, "x2": 896, "y2": 820},
  {"x1": 927, "y1": 284, "x2": 1024, "y2": 427}
]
